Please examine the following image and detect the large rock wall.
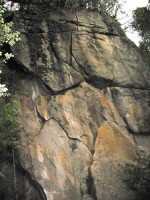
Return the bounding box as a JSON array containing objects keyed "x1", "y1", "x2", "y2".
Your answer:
[{"x1": 1, "y1": 5, "x2": 150, "y2": 200}]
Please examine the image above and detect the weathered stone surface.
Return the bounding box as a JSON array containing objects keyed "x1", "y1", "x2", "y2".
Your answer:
[
  {"x1": 0, "y1": 157, "x2": 45, "y2": 200},
  {"x1": 103, "y1": 87, "x2": 150, "y2": 134},
  {"x1": 11, "y1": 73, "x2": 149, "y2": 200},
  {"x1": 91, "y1": 121, "x2": 137, "y2": 200},
  {"x1": 1, "y1": 5, "x2": 150, "y2": 200},
  {"x1": 102, "y1": 87, "x2": 150, "y2": 153},
  {"x1": 12, "y1": 7, "x2": 149, "y2": 92}
]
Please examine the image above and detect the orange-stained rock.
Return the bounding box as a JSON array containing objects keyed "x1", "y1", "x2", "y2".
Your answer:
[{"x1": 95, "y1": 121, "x2": 137, "y2": 162}]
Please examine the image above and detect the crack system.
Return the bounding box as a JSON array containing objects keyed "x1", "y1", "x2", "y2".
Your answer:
[
  {"x1": 8, "y1": 9, "x2": 149, "y2": 200},
  {"x1": 51, "y1": 117, "x2": 93, "y2": 155},
  {"x1": 49, "y1": 117, "x2": 97, "y2": 200},
  {"x1": 27, "y1": 112, "x2": 97, "y2": 199}
]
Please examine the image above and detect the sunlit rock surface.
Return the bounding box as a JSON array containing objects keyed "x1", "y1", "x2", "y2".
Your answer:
[{"x1": 1, "y1": 4, "x2": 150, "y2": 200}]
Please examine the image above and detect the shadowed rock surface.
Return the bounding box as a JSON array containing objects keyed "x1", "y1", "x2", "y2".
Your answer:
[{"x1": 0, "y1": 4, "x2": 150, "y2": 200}]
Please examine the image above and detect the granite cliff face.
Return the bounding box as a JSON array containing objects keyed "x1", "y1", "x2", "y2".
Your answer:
[{"x1": 1, "y1": 5, "x2": 150, "y2": 200}]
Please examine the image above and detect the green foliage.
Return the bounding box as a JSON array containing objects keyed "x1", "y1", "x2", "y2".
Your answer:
[
  {"x1": 49, "y1": 0, "x2": 80, "y2": 7},
  {"x1": 132, "y1": 7, "x2": 150, "y2": 66},
  {"x1": 0, "y1": 4, "x2": 21, "y2": 63},
  {"x1": 58, "y1": 0, "x2": 124, "y2": 19},
  {"x1": 98, "y1": 0, "x2": 120, "y2": 14},
  {"x1": 0, "y1": 98, "x2": 21, "y2": 155},
  {"x1": 0, "y1": 3, "x2": 21, "y2": 155},
  {"x1": 55, "y1": 0, "x2": 118, "y2": 12},
  {"x1": 11, "y1": 0, "x2": 125, "y2": 20},
  {"x1": 132, "y1": 7, "x2": 150, "y2": 37},
  {"x1": 49, "y1": 0, "x2": 123, "y2": 19}
]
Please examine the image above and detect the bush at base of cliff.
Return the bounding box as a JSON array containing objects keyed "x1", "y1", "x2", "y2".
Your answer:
[{"x1": 0, "y1": 98, "x2": 21, "y2": 155}]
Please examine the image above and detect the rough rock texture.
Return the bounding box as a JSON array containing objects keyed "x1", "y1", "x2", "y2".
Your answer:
[
  {"x1": 0, "y1": 157, "x2": 45, "y2": 200},
  {"x1": 1, "y1": 5, "x2": 150, "y2": 200}
]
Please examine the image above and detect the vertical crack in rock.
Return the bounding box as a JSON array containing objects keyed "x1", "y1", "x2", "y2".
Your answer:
[
  {"x1": 69, "y1": 31, "x2": 85, "y2": 77},
  {"x1": 30, "y1": 114, "x2": 98, "y2": 199},
  {"x1": 28, "y1": 109, "x2": 50, "y2": 146},
  {"x1": 80, "y1": 157, "x2": 98, "y2": 200},
  {"x1": 86, "y1": 131, "x2": 98, "y2": 200},
  {"x1": 35, "y1": 106, "x2": 47, "y2": 126},
  {"x1": 88, "y1": 142, "x2": 98, "y2": 200},
  {"x1": 74, "y1": 9, "x2": 79, "y2": 31},
  {"x1": 70, "y1": 31, "x2": 73, "y2": 66},
  {"x1": 49, "y1": 40, "x2": 60, "y2": 61},
  {"x1": 87, "y1": 168, "x2": 98, "y2": 200},
  {"x1": 71, "y1": 52, "x2": 89, "y2": 78},
  {"x1": 50, "y1": 117, "x2": 98, "y2": 199}
]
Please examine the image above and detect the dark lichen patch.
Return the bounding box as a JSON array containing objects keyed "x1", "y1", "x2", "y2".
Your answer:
[
  {"x1": 121, "y1": 151, "x2": 150, "y2": 200},
  {"x1": 69, "y1": 141, "x2": 78, "y2": 152}
]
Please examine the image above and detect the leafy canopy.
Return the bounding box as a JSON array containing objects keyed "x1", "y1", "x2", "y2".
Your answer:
[
  {"x1": 11, "y1": 0, "x2": 122, "y2": 17},
  {"x1": 132, "y1": 7, "x2": 150, "y2": 66},
  {"x1": 0, "y1": 4, "x2": 20, "y2": 63},
  {"x1": 0, "y1": 3, "x2": 21, "y2": 155}
]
